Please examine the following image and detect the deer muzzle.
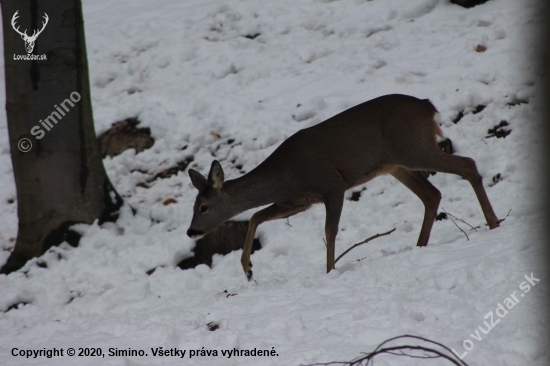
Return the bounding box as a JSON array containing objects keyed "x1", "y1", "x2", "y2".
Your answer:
[{"x1": 187, "y1": 228, "x2": 203, "y2": 238}]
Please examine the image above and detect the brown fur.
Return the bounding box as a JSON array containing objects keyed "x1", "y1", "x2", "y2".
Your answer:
[{"x1": 187, "y1": 94, "x2": 499, "y2": 280}]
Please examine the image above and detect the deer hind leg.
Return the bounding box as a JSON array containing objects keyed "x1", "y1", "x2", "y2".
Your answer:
[
  {"x1": 391, "y1": 168, "x2": 441, "y2": 247},
  {"x1": 241, "y1": 203, "x2": 310, "y2": 281},
  {"x1": 323, "y1": 190, "x2": 345, "y2": 273},
  {"x1": 398, "y1": 151, "x2": 499, "y2": 230}
]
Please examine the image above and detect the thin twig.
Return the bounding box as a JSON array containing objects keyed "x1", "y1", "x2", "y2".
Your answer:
[
  {"x1": 499, "y1": 208, "x2": 512, "y2": 223},
  {"x1": 303, "y1": 334, "x2": 470, "y2": 366},
  {"x1": 335, "y1": 228, "x2": 396, "y2": 264},
  {"x1": 472, "y1": 208, "x2": 512, "y2": 230},
  {"x1": 443, "y1": 208, "x2": 469, "y2": 241},
  {"x1": 442, "y1": 208, "x2": 477, "y2": 232}
]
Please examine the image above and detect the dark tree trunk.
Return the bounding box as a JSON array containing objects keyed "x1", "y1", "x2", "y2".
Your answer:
[{"x1": 0, "y1": 0, "x2": 122, "y2": 274}]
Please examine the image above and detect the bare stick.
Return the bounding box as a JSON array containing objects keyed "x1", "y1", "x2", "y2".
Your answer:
[
  {"x1": 498, "y1": 208, "x2": 512, "y2": 223},
  {"x1": 443, "y1": 208, "x2": 469, "y2": 241},
  {"x1": 335, "y1": 228, "x2": 396, "y2": 264},
  {"x1": 303, "y1": 334, "x2": 470, "y2": 366},
  {"x1": 442, "y1": 208, "x2": 477, "y2": 232}
]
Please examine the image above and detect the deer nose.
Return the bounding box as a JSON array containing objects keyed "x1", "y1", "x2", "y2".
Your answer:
[{"x1": 187, "y1": 228, "x2": 203, "y2": 238}]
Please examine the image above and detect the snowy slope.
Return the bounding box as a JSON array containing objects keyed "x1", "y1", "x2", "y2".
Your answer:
[{"x1": 0, "y1": 0, "x2": 547, "y2": 365}]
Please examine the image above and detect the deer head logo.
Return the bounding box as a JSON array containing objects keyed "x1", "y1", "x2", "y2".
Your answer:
[{"x1": 11, "y1": 11, "x2": 49, "y2": 54}]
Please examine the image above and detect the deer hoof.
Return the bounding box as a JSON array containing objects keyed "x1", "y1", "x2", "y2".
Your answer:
[{"x1": 246, "y1": 270, "x2": 253, "y2": 282}]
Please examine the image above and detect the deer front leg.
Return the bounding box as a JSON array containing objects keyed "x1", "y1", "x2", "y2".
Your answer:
[
  {"x1": 241, "y1": 203, "x2": 310, "y2": 281},
  {"x1": 323, "y1": 190, "x2": 345, "y2": 273}
]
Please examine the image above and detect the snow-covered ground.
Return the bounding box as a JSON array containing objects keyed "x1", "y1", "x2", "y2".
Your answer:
[{"x1": 0, "y1": 0, "x2": 548, "y2": 365}]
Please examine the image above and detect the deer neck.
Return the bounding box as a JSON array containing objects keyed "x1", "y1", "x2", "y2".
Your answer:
[{"x1": 223, "y1": 168, "x2": 290, "y2": 213}]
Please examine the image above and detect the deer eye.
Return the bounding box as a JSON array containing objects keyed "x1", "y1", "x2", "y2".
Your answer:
[{"x1": 199, "y1": 205, "x2": 208, "y2": 213}]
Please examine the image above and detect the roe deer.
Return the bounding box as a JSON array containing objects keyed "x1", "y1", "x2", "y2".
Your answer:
[{"x1": 187, "y1": 94, "x2": 500, "y2": 280}]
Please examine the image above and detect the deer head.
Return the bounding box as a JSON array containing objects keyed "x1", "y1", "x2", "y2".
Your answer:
[
  {"x1": 11, "y1": 11, "x2": 49, "y2": 54},
  {"x1": 187, "y1": 161, "x2": 239, "y2": 238}
]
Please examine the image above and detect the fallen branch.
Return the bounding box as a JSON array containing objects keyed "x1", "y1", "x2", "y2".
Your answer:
[
  {"x1": 302, "y1": 334, "x2": 469, "y2": 366},
  {"x1": 442, "y1": 208, "x2": 477, "y2": 232},
  {"x1": 335, "y1": 228, "x2": 396, "y2": 264},
  {"x1": 442, "y1": 207, "x2": 469, "y2": 241},
  {"x1": 500, "y1": 208, "x2": 512, "y2": 222}
]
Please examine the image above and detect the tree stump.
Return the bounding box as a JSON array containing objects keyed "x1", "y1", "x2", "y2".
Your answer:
[{"x1": 98, "y1": 117, "x2": 154, "y2": 158}]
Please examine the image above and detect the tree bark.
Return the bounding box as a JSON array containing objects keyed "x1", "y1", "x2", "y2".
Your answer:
[{"x1": 1, "y1": 0, "x2": 122, "y2": 274}]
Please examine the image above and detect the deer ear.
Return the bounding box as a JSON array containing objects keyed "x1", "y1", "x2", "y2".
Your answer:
[
  {"x1": 208, "y1": 160, "x2": 224, "y2": 190},
  {"x1": 188, "y1": 169, "x2": 207, "y2": 191}
]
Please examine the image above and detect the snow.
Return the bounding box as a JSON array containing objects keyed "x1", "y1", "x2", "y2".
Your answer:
[{"x1": 0, "y1": 0, "x2": 547, "y2": 365}]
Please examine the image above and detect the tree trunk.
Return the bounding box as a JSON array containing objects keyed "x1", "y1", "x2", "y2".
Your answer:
[{"x1": 0, "y1": 0, "x2": 122, "y2": 274}]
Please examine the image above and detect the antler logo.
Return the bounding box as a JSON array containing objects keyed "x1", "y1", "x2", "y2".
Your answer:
[{"x1": 11, "y1": 10, "x2": 49, "y2": 54}]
